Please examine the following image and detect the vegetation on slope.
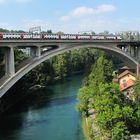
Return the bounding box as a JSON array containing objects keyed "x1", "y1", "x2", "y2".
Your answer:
[{"x1": 76, "y1": 53, "x2": 140, "y2": 140}]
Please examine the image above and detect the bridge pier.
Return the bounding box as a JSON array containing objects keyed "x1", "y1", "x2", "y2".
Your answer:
[
  {"x1": 30, "y1": 47, "x2": 41, "y2": 58},
  {"x1": 30, "y1": 47, "x2": 36, "y2": 57},
  {"x1": 137, "y1": 47, "x2": 140, "y2": 62},
  {"x1": 136, "y1": 64, "x2": 140, "y2": 76},
  {"x1": 127, "y1": 45, "x2": 131, "y2": 54},
  {"x1": 130, "y1": 46, "x2": 135, "y2": 57},
  {"x1": 5, "y1": 47, "x2": 15, "y2": 76},
  {"x1": 36, "y1": 47, "x2": 41, "y2": 58}
]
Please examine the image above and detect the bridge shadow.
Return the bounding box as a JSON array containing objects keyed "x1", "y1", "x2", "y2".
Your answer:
[
  {"x1": 0, "y1": 75, "x2": 80, "y2": 140},
  {"x1": 0, "y1": 86, "x2": 57, "y2": 140}
]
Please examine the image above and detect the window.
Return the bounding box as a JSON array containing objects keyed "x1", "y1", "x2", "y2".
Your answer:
[{"x1": 123, "y1": 79, "x2": 127, "y2": 87}]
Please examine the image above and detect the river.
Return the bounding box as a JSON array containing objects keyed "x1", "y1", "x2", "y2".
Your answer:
[{"x1": 0, "y1": 75, "x2": 85, "y2": 140}]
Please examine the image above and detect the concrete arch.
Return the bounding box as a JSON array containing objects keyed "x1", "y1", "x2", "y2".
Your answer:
[
  {"x1": 0, "y1": 43, "x2": 138, "y2": 98},
  {"x1": 69, "y1": 44, "x2": 138, "y2": 68}
]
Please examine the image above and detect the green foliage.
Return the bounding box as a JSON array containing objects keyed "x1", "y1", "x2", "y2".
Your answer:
[
  {"x1": 76, "y1": 86, "x2": 91, "y2": 116},
  {"x1": 0, "y1": 28, "x2": 9, "y2": 32},
  {"x1": 23, "y1": 48, "x2": 96, "y2": 88},
  {"x1": 76, "y1": 53, "x2": 140, "y2": 139},
  {"x1": 0, "y1": 28, "x2": 25, "y2": 33},
  {"x1": 46, "y1": 30, "x2": 52, "y2": 34},
  {"x1": 53, "y1": 53, "x2": 68, "y2": 79},
  {"x1": 134, "y1": 75, "x2": 140, "y2": 101},
  {"x1": 76, "y1": 53, "x2": 114, "y2": 116},
  {"x1": 93, "y1": 83, "x2": 134, "y2": 139},
  {"x1": 88, "y1": 53, "x2": 113, "y2": 86},
  {"x1": 111, "y1": 122, "x2": 129, "y2": 140},
  {"x1": 14, "y1": 48, "x2": 28, "y2": 66}
]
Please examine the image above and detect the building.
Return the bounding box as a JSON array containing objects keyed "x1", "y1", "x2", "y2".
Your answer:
[{"x1": 117, "y1": 66, "x2": 136, "y2": 100}]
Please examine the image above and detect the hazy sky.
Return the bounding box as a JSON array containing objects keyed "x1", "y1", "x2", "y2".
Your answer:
[{"x1": 0, "y1": 0, "x2": 140, "y2": 33}]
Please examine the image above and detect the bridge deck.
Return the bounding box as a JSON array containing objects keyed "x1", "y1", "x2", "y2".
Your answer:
[{"x1": 0, "y1": 39, "x2": 135, "y2": 48}]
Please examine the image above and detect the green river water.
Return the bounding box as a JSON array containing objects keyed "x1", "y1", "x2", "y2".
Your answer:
[{"x1": 0, "y1": 75, "x2": 85, "y2": 140}]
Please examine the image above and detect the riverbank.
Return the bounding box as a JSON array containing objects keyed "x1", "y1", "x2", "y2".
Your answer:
[{"x1": 82, "y1": 117, "x2": 93, "y2": 140}]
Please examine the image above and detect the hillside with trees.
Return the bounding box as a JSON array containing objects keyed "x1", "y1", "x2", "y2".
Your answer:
[{"x1": 76, "y1": 53, "x2": 140, "y2": 140}]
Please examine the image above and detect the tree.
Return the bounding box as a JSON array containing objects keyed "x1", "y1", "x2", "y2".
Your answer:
[
  {"x1": 91, "y1": 83, "x2": 132, "y2": 139},
  {"x1": 111, "y1": 122, "x2": 129, "y2": 140},
  {"x1": 76, "y1": 86, "x2": 91, "y2": 116},
  {"x1": 46, "y1": 30, "x2": 52, "y2": 34},
  {"x1": 14, "y1": 48, "x2": 28, "y2": 67},
  {"x1": 76, "y1": 53, "x2": 140, "y2": 139},
  {"x1": 88, "y1": 53, "x2": 113, "y2": 86},
  {"x1": 76, "y1": 53, "x2": 114, "y2": 117},
  {"x1": 134, "y1": 75, "x2": 140, "y2": 101},
  {"x1": 53, "y1": 54, "x2": 68, "y2": 79},
  {"x1": 56, "y1": 31, "x2": 64, "y2": 35}
]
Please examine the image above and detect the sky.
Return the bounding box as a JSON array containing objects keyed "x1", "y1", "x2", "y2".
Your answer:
[{"x1": 0, "y1": 0, "x2": 140, "y2": 33}]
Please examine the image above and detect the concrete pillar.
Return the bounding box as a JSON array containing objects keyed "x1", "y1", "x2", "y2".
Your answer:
[
  {"x1": 130, "y1": 46, "x2": 135, "y2": 57},
  {"x1": 36, "y1": 47, "x2": 41, "y2": 58},
  {"x1": 30, "y1": 47, "x2": 41, "y2": 58},
  {"x1": 127, "y1": 44, "x2": 131, "y2": 55},
  {"x1": 30, "y1": 47, "x2": 36, "y2": 58},
  {"x1": 137, "y1": 47, "x2": 140, "y2": 62},
  {"x1": 136, "y1": 64, "x2": 140, "y2": 76},
  {"x1": 5, "y1": 47, "x2": 15, "y2": 76},
  {"x1": 134, "y1": 47, "x2": 137, "y2": 58}
]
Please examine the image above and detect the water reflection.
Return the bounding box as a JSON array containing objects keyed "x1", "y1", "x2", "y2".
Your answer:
[{"x1": 0, "y1": 75, "x2": 85, "y2": 140}]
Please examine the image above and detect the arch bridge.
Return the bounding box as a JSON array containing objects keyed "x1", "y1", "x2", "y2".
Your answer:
[{"x1": 0, "y1": 39, "x2": 140, "y2": 98}]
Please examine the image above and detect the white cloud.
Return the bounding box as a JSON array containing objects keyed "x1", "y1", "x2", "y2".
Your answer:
[
  {"x1": 60, "y1": 4, "x2": 116, "y2": 21},
  {"x1": 97, "y1": 4, "x2": 116, "y2": 13},
  {"x1": 71, "y1": 6, "x2": 95, "y2": 17}
]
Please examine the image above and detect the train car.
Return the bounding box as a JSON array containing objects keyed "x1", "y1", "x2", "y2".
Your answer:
[
  {"x1": 105, "y1": 35, "x2": 122, "y2": 40},
  {"x1": 106, "y1": 36, "x2": 116, "y2": 40},
  {"x1": 77, "y1": 35, "x2": 90, "y2": 40},
  {"x1": 116, "y1": 36, "x2": 122, "y2": 40},
  {"x1": 60, "y1": 34, "x2": 77, "y2": 40},
  {"x1": 98, "y1": 36, "x2": 105, "y2": 40},
  {"x1": 91, "y1": 35, "x2": 105, "y2": 40},
  {"x1": 3, "y1": 33, "x2": 21, "y2": 39},
  {"x1": 67, "y1": 34, "x2": 77, "y2": 39},
  {"x1": 32, "y1": 33, "x2": 40, "y2": 39},
  {"x1": 60, "y1": 34, "x2": 69, "y2": 39},
  {"x1": 22, "y1": 33, "x2": 32, "y2": 39},
  {"x1": 22, "y1": 33, "x2": 41, "y2": 39},
  {"x1": 44, "y1": 34, "x2": 59, "y2": 39}
]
